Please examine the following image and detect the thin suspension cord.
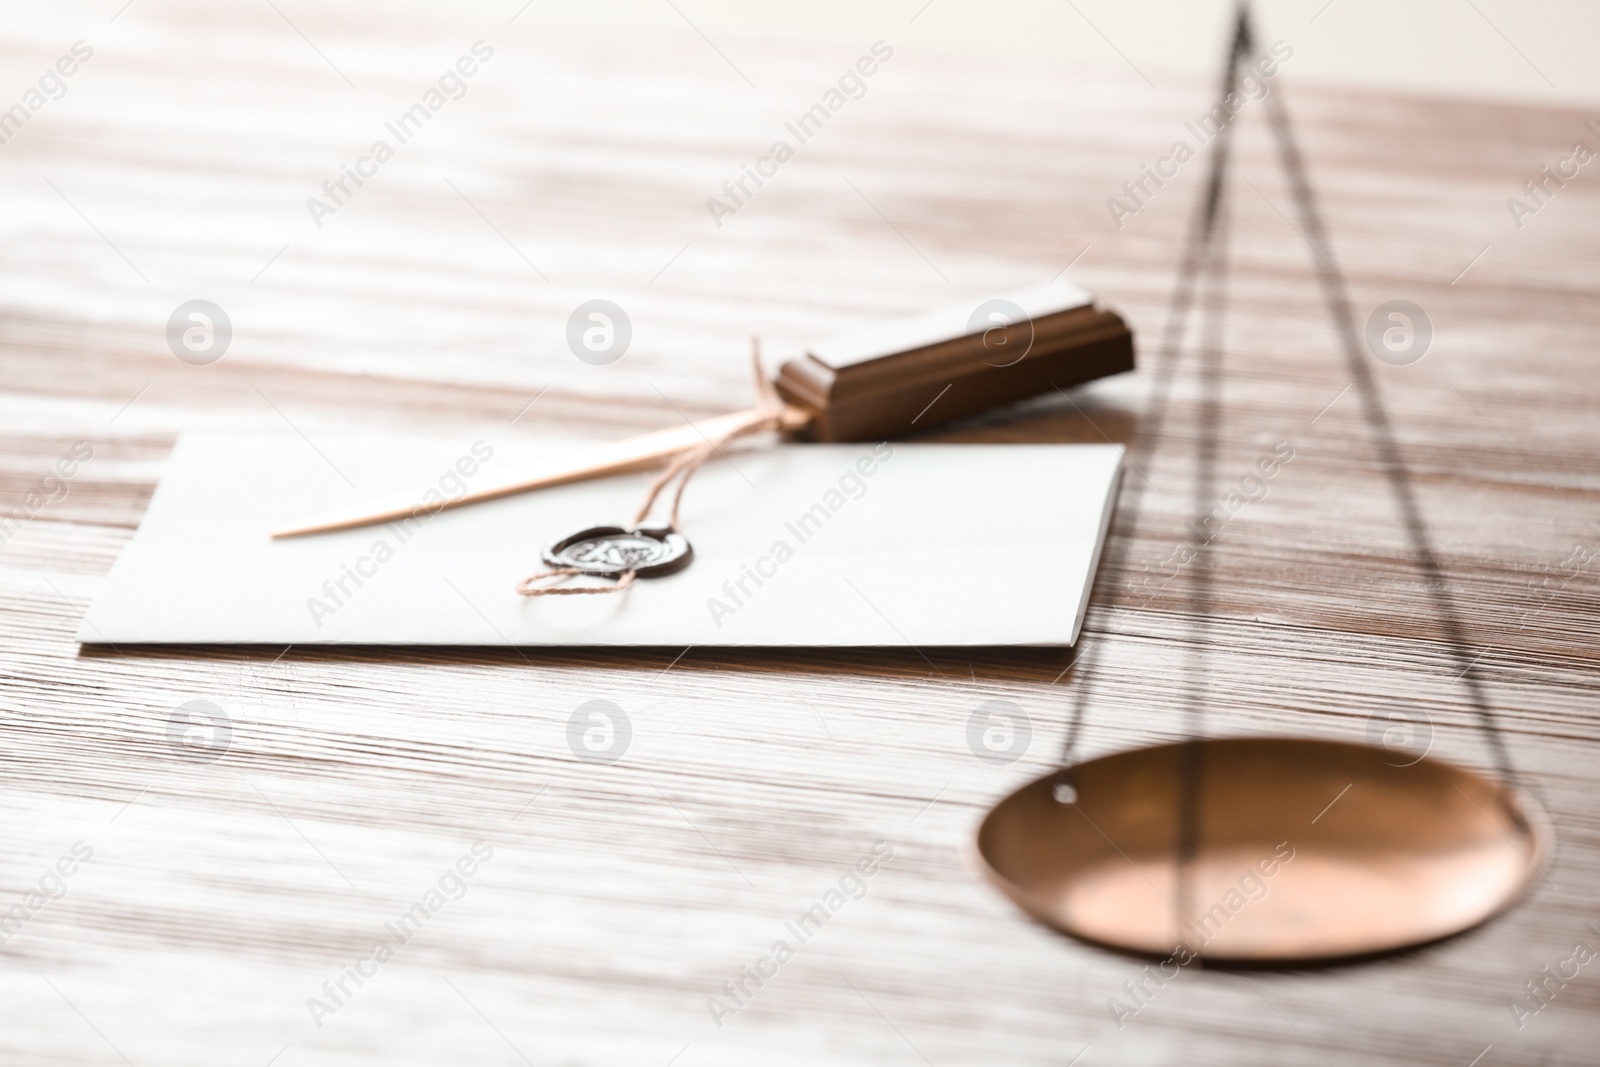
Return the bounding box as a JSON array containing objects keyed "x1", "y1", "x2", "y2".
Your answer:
[
  {"x1": 1056, "y1": 9, "x2": 1255, "y2": 773},
  {"x1": 1175, "y1": 8, "x2": 1247, "y2": 953},
  {"x1": 1259, "y1": 60, "x2": 1519, "y2": 794}
]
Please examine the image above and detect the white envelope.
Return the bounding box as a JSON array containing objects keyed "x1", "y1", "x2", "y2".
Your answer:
[{"x1": 77, "y1": 433, "x2": 1122, "y2": 647}]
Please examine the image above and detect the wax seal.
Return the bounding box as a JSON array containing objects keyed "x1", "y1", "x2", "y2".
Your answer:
[{"x1": 541, "y1": 521, "x2": 693, "y2": 578}]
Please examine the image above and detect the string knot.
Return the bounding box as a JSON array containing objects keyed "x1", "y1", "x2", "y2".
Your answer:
[{"x1": 518, "y1": 338, "x2": 782, "y2": 598}]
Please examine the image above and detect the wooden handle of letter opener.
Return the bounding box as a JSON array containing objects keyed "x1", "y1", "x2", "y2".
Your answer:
[{"x1": 270, "y1": 279, "x2": 1133, "y2": 538}]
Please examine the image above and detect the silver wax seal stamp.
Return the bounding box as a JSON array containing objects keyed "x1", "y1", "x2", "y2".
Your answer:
[{"x1": 541, "y1": 521, "x2": 692, "y2": 578}]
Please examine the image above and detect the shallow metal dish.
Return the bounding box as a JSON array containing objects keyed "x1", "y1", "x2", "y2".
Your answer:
[{"x1": 973, "y1": 737, "x2": 1552, "y2": 962}]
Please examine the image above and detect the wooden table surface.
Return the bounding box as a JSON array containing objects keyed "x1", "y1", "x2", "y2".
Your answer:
[{"x1": 3, "y1": 2, "x2": 1597, "y2": 1064}]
